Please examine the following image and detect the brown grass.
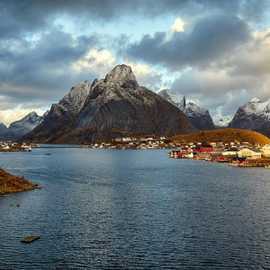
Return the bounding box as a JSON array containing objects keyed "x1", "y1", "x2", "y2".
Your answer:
[
  {"x1": 172, "y1": 128, "x2": 270, "y2": 145},
  {"x1": 0, "y1": 169, "x2": 38, "y2": 195}
]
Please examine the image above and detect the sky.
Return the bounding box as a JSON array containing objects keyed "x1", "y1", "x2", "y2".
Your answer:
[{"x1": 0, "y1": 0, "x2": 270, "y2": 125}]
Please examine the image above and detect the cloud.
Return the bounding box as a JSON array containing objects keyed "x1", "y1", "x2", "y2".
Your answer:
[
  {"x1": 169, "y1": 29, "x2": 270, "y2": 121},
  {"x1": 72, "y1": 48, "x2": 117, "y2": 77},
  {"x1": 0, "y1": 95, "x2": 46, "y2": 125},
  {"x1": 72, "y1": 47, "x2": 163, "y2": 88},
  {"x1": 171, "y1": 18, "x2": 185, "y2": 33},
  {"x1": 0, "y1": 0, "x2": 269, "y2": 125},
  {"x1": 0, "y1": 0, "x2": 267, "y2": 40},
  {"x1": 0, "y1": 28, "x2": 98, "y2": 105},
  {"x1": 0, "y1": 106, "x2": 45, "y2": 126},
  {"x1": 124, "y1": 60, "x2": 163, "y2": 89},
  {"x1": 225, "y1": 30, "x2": 270, "y2": 92},
  {"x1": 127, "y1": 14, "x2": 251, "y2": 70}
]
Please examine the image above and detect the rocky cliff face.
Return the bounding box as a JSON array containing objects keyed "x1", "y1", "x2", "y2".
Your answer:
[
  {"x1": 25, "y1": 64, "x2": 194, "y2": 143},
  {"x1": 158, "y1": 90, "x2": 215, "y2": 130},
  {"x1": 0, "y1": 123, "x2": 9, "y2": 139},
  {"x1": 26, "y1": 81, "x2": 92, "y2": 142},
  {"x1": 229, "y1": 98, "x2": 270, "y2": 137}
]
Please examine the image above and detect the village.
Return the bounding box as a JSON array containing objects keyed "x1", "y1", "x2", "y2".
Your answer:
[
  {"x1": 0, "y1": 141, "x2": 32, "y2": 152},
  {"x1": 83, "y1": 136, "x2": 270, "y2": 168},
  {"x1": 84, "y1": 136, "x2": 175, "y2": 150},
  {"x1": 169, "y1": 141, "x2": 270, "y2": 168},
  {"x1": 1, "y1": 136, "x2": 270, "y2": 168}
]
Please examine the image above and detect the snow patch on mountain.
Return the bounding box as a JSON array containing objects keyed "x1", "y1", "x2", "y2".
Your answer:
[
  {"x1": 229, "y1": 97, "x2": 270, "y2": 136},
  {"x1": 158, "y1": 89, "x2": 215, "y2": 130},
  {"x1": 0, "y1": 112, "x2": 43, "y2": 140},
  {"x1": 240, "y1": 97, "x2": 270, "y2": 118},
  {"x1": 25, "y1": 64, "x2": 193, "y2": 143},
  {"x1": 8, "y1": 112, "x2": 43, "y2": 137},
  {"x1": 183, "y1": 101, "x2": 208, "y2": 117},
  {"x1": 60, "y1": 80, "x2": 92, "y2": 114}
]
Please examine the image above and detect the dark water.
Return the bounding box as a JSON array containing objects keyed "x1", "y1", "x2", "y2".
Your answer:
[{"x1": 1, "y1": 148, "x2": 270, "y2": 269}]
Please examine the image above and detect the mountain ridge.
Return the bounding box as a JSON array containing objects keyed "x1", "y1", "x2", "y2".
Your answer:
[
  {"x1": 229, "y1": 97, "x2": 270, "y2": 137},
  {"x1": 25, "y1": 64, "x2": 194, "y2": 143},
  {"x1": 158, "y1": 89, "x2": 215, "y2": 130},
  {"x1": 0, "y1": 112, "x2": 43, "y2": 140}
]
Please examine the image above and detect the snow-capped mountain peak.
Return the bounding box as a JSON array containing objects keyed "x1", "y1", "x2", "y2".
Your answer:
[
  {"x1": 229, "y1": 97, "x2": 270, "y2": 136},
  {"x1": 184, "y1": 102, "x2": 208, "y2": 117},
  {"x1": 241, "y1": 97, "x2": 270, "y2": 118},
  {"x1": 158, "y1": 89, "x2": 184, "y2": 108},
  {"x1": 0, "y1": 112, "x2": 44, "y2": 140}
]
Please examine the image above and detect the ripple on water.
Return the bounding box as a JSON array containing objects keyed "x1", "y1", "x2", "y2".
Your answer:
[{"x1": 1, "y1": 149, "x2": 270, "y2": 269}]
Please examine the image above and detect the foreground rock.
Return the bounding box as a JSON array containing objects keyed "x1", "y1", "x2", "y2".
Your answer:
[
  {"x1": 21, "y1": 235, "x2": 40, "y2": 244},
  {"x1": 0, "y1": 169, "x2": 38, "y2": 195},
  {"x1": 25, "y1": 64, "x2": 194, "y2": 143}
]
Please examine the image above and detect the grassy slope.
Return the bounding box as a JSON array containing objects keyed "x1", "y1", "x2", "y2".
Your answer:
[
  {"x1": 0, "y1": 169, "x2": 38, "y2": 195},
  {"x1": 173, "y1": 128, "x2": 270, "y2": 145}
]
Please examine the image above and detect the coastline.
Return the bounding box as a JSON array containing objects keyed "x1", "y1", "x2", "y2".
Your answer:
[{"x1": 0, "y1": 168, "x2": 39, "y2": 195}]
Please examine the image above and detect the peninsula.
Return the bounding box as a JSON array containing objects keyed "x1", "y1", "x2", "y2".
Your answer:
[{"x1": 0, "y1": 169, "x2": 38, "y2": 195}]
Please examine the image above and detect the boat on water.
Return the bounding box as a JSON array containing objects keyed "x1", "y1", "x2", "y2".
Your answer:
[{"x1": 265, "y1": 165, "x2": 270, "y2": 169}]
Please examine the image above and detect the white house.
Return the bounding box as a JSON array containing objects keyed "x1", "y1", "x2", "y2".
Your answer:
[
  {"x1": 237, "y1": 148, "x2": 262, "y2": 159},
  {"x1": 222, "y1": 151, "x2": 238, "y2": 157},
  {"x1": 261, "y1": 145, "x2": 270, "y2": 158},
  {"x1": 2, "y1": 145, "x2": 10, "y2": 150}
]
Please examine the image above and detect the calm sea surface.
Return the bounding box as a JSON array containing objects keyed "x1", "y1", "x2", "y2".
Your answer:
[{"x1": 1, "y1": 147, "x2": 270, "y2": 269}]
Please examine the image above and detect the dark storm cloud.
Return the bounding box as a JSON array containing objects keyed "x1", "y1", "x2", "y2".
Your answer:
[
  {"x1": 0, "y1": 0, "x2": 269, "y2": 122},
  {"x1": 127, "y1": 14, "x2": 251, "y2": 70},
  {"x1": 0, "y1": 0, "x2": 268, "y2": 39},
  {"x1": 0, "y1": 29, "x2": 97, "y2": 104}
]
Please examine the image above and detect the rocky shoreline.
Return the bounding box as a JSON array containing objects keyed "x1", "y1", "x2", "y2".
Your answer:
[{"x1": 0, "y1": 168, "x2": 39, "y2": 195}]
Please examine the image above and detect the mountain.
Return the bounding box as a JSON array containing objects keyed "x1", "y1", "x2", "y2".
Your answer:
[
  {"x1": 229, "y1": 98, "x2": 270, "y2": 137},
  {"x1": 158, "y1": 90, "x2": 215, "y2": 130},
  {"x1": 0, "y1": 112, "x2": 43, "y2": 140},
  {"x1": 0, "y1": 123, "x2": 9, "y2": 139},
  {"x1": 158, "y1": 89, "x2": 185, "y2": 109},
  {"x1": 173, "y1": 128, "x2": 270, "y2": 145},
  {"x1": 25, "y1": 81, "x2": 92, "y2": 142},
  {"x1": 8, "y1": 112, "x2": 43, "y2": 138},
  {"x1": 25, "y1": 64, "x2": 194, "y2": 143}
]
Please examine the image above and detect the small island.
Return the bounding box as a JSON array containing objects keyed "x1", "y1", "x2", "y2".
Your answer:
[{"x1": 0, "y1": 168, "x2": 38, "y2": 195}]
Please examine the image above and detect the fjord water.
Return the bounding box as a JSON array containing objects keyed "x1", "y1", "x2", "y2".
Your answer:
[{"x1": 1, "y1": 148, "x2": 270, "y2": 269}]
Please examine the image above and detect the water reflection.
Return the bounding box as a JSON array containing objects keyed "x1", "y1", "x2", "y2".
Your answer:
[{"x1": 0, "y1": 149, "x2": 270, "y2": 269}]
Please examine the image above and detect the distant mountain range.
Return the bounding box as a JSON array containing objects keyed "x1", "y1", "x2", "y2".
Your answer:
[
  {"x1": 24, "y1": 65, "x2": 194, "y2": 143},
  {"x1": 158, "y1": 90, "x2": 215, "y2": 130},
  {"x1": 1, "y1": 65, "x2": 270, "y2": 142},
  {"x1": 159, "y1": 91, "x2": 270, "y2": 137},
  {"x1": 229, "y1": 98, "x2": 270, "y2": 137},
  {"x1": 0, "y1": 112, "x2": 43, "y2": 140}
]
